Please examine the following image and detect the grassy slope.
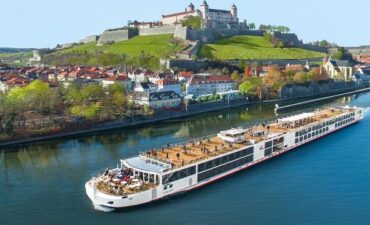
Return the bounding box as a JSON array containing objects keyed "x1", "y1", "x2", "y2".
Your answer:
[
  {"x1": 199, "y1": 35, "x2": 326, "y2": 60},
  {"x1": 55, "y1": 34, "x2": 182, "y2": 58},
  {"x1": 0, "y1": 52, "x2": 32, "y2": 58}
]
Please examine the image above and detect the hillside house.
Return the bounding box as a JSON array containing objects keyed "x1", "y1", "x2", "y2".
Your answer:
[
  {"x1": 101, "y1": 76, "x2": 133, "y2": 90},
  {"x1": 323, "y1": 60, "x2": 354, "y2": 81},
  {"x1": 134, "y1": 82, "x2": 158, "y2": 93},
  {"x1": 186, "y1": 74, "x2": 236, "y2": 96},
  {"x1": 130, "y1": 91, "x2": 182, "y2": 109},
  {"x1": 156, "y1": 78, "x2": 182, "y2": 96},
  {"x1": 0, "y1": 76, "x2": 30, "y2": 92}
]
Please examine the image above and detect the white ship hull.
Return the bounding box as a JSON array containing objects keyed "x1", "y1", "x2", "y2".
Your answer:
[{"x1": 85, "y1": 107, "x2": 364, "y2": 209}]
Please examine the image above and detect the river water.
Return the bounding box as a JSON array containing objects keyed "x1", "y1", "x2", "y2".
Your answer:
[{"x1": 1, "y1": 93, "x2": 370, "y2": 225}]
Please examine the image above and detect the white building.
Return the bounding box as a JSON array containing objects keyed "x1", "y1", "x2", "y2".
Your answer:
[
  {"x1": 323, "y1": 60, "x2": 354, "y2": 81},
  {"x1": 101, "y1": 76, "x2": 133, "y2": 91},
  {"x1": 186, "y1": 74, "x2": 237, "y2": 97},
  {"x1": 156, "y1": 78, "x2": 182, "y2": 96},
  {"x1": 130, "y1": 91, "x2": 182, "y2": 109},
  {"x1": 134, "y1": 82, "x2": 158, "y2": 93},
  {"x1": 161, "y1": 3, "x2": 201, "y2": 26},
  {"x1": 160, "y1": 2, "x2": 239, "y2": 28},
  {"x1": 200, "y1": 1, "x2": 239, "y2": 28}
]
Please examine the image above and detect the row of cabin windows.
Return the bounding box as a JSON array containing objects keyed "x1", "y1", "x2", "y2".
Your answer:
[
  {"x1": 198, "y1": 147, "x2": 254, "y2": 173},
  {"x1": 295, "y1": 114, "x2": 354, "y2": 137},
  {"x1": 335, "y1": 117, "x2": 355, "y2": 128},
  {"x1": 162, "y1": 166, "x2": 196, "y2": 184},
  {"x1": 264, "y1": 144, "x2": 285, "y2": 157},
  {"x1": 198, "y1": 155, "x2": 254, "y2": 182},
  {"x1": 295, "y1": 127, "x2": 330, "y2": 144},
  {"x1": 264, "y1": 137, "x2": 285, "y2": 157},
  {"x1": 265, "y1": 137, "x2": 284, "y2": 149}
]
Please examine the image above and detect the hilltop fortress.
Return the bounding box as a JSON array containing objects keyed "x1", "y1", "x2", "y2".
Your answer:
[
  {"x1": 93, "y1": 1, "x2": 251, "y2": 46},
  {"x1": 73, "y1": 1, "x2": 326, "y2": 54},
  {"x1": 160, "y1": 1, "x2": 240, "y2": 29}
]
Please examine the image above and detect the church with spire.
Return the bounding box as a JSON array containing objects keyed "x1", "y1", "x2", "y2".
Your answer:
[{"x1": 160, "y1": 1, "x2": 240, "y2": 29}]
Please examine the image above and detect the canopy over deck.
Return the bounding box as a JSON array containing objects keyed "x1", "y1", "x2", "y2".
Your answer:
[
  {"x1": 122, "y1": 157, "x2": 170, "y2": 174},
  {"x1": 280, "y1": 112, "x2": 315, "y2": 123}
]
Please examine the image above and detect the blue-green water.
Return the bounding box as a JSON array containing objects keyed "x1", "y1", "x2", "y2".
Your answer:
[{"x1": 1, "y1": 93, "x2": 370, "y2": 225}]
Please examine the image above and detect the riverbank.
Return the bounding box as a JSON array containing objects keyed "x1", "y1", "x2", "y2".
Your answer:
[{"x1": 1, "y1": 86, "x2": 370, "y2": 148}]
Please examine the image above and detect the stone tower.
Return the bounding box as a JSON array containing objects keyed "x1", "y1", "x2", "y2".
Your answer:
[
  {"x1": 231, "y1": 4, "x2": 237, "y2": 17},
  {"x1": 200, "y1": 0, "x2": 209, "y2": 20},
  {"x1": 187, "y1": 3, "x2": 195, "y2": 12}
]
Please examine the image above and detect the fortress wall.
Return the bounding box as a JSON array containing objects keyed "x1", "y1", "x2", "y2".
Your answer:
[
  {"x1": 97, "y1": 29, "x2": 138, "y2": 46},
  {"x1": 139, "y1": 26, "x2": 176, "y2": 36},
  {"x1": 239, "y1": 30, "x2": 264, "y2": 36},
  {"x1": 273, "y1": 32, "x2": 301, "y2": 47},
  {"x1": 79, "y1": 35, "x2": 99, "y2": 44},
  {"x1": 299, "y1": 44, "x2": 328, "y2": 53},
  {"x1": 174, "y1": 26, "x2": 189, "y2": 40},
  {"x1": 212, "y1": 29, "x2": 240, "y2": 39},
  {"x1": 174, "y1": 27, "x2": 264, "y2": 44}
]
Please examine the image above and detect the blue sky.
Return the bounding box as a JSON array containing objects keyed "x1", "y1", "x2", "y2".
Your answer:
[{"x1": 1, "y1": 0, "x2": 368, "y2": 48}]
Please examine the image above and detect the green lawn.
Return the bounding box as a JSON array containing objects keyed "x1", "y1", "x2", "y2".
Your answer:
[
  {"x1": 56, "y1": 34, "x2": 183, "y2": 58},
  {"x1": 199, "y1": 35, "x2": 326, "y2": 60}
]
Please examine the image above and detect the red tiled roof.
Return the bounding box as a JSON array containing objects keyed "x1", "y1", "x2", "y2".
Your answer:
[{"x1": 189, "y1": 75, "x2": 233, "y2": 85}]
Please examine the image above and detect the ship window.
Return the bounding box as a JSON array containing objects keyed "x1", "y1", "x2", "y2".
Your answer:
[
  {"x1": 206, "y1": 161, "x2": 214, "y2": 170},
  {"x1": 264, "y1": 148, "x2": 273, "y2": 156},
  {"x1": 214, "y1": 158, "x2": 220, "y2": 166},
  {"x1": 265, "y1": 141, "x2": 272, "y2": 148},
  {"x1": 295, "y1": 138, "x2": 298, "y2": 143},
  {"x1": 198, "y1": 163, "x2": 205, "y2": 172}
]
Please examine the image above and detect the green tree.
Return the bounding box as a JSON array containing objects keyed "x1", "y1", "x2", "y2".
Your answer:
[
  {"x1": 231, "y1": 71, "x2": 241, "y2": 82},
  {"x1": 181, "y1": 16, "x2": 201, "y2": 29},
  {"x1": 248, "y1": 23, "x2": 256, "y2": 30},
  {"x1": 239, "y1": 77, "x2": 262, "y2": 95}
]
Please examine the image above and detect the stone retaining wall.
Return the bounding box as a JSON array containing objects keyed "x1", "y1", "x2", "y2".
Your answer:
[
  {"x1": 97, "y1": 29, "x2": 138, "y2": 46},
  {"x1": 139, "y1": 26, "x2": 176, "y2": 36}
]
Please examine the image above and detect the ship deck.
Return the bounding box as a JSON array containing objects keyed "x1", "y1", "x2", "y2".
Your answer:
[
  {"x1": 95, "y1": 107, "x2": 357, "y2": 196},
  {"x1": 143, "y1": 108, "x2": 353, "y2": 170}
]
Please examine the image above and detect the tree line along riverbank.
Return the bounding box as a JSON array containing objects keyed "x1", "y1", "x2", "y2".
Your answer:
[{"x1": 1, "y1": 85, "x2": 369, "y2": 148}]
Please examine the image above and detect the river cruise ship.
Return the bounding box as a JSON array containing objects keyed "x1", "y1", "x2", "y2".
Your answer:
[{"x1": 85, "y1": 106, "x2": 364, "y2": 209}]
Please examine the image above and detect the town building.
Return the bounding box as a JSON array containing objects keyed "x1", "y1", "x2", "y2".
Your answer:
[
  {"x1": 356, "y1": 54, "x2": 370, "y2": 64},
  {"x1": 0, "y1": 76, "x2": 30, "y2": 92},
  {"x1": 160, "y1": 1, "x2": 239, "y2": 29},
  {"x1": 323, "y1": 60, "x2": 354, "y2": 81},
  {"x1": 101, "y1": 76, "x2": 133, "y2": 90},
  {"x1": 130, "y1": 91, "x2": 182, "y2": 109},
  {"x1": 186, "y1": 74, "x2": 237, "y2": 97},
  {"x1": 134, "y1": 82, "x2": 158, "y2": 93},
  {"x1": 156, "y1": 78, "x2": 182, "y2": 96},
  {"x1": 128, "y1": 69, "x2": 154, "y2": 83}
]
